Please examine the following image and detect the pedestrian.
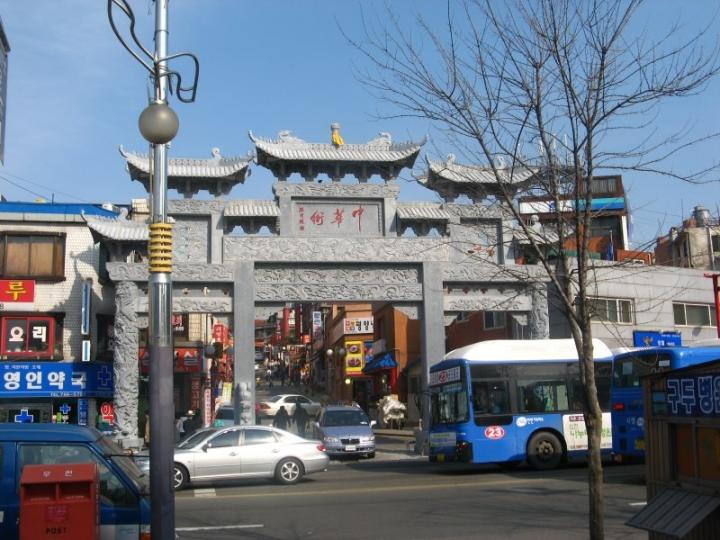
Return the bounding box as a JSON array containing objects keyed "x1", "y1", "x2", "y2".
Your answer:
[
  {"x1": 175, "y1": 413, "x2": 186, "y2": 442},
  {"x1": 143, "y1": 410, "x2": 150, "y2": 447},
  {"x1": 266, "y1": 367, "x2": 273, "y2": 388},
  {"x1": 293, "y1": 404, "x2": 309, "y2": 438},
  {"x1": 273, "y1": 405, "x2": 290, "y2": 430}
]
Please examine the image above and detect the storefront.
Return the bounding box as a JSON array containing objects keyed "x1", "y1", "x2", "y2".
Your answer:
[{"x1": 0, "y1": 361, "x2": 114, "y2": 425}]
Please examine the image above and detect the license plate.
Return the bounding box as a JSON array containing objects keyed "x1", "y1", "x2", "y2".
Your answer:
[
  {"x1": 634, "y1": 439, "x2": 645, "y2": 450},
  {"x1": 345, "y1": 445, "x2": 356, "y2": 451},
  {"x1": 437, "y1": 454, "x2": 445, "y2": 462}
]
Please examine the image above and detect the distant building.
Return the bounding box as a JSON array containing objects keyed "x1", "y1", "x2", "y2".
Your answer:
[
  {"x1": 655, "y1": 205, "x2": 720, "y2": 270},
  {"x1": 517, "y1": 174, "x2": 630, "y2": 262}
]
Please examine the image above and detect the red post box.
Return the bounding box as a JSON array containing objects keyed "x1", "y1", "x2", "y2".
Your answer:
[{"x1": 20, "y1": 462, "x2": 99, "y2": 540}]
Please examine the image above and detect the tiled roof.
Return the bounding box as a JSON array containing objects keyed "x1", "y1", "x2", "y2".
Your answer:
[
  {"x1": 224, "y1": 200, "x2": 280, "y2": 217},
  {"x1": 396, "y1": 203, "x2": 450, "y2": 221},
  {"x1": 83, "y1": 215, "x2": 149, "y2": 242},
  {"x1": 249, "y1": 130, "x2": 424, "y2": 163},
  {"x1": 424, "y1": 155, "x2": 539, "y2": 186},
  {"x1": 120, "y1": 146, "x2": 253, "y2": 179}
]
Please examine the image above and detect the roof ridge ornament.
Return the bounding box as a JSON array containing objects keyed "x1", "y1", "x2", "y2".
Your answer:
[
  {"x1": 331, "y1": 123, "x2": 344, "y2": 147},
  {"x1": 367, "y1": 132, "x2": 392, "y2": 147}
]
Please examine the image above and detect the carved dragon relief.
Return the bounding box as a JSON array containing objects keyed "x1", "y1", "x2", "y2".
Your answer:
[
  {"x1": 255, "y1": 266, "x2": 420, "y2": 284},
  {"x1": 273, "y1": 182, "x2": 401, "y2": 199},
  {"x1": 444, "y1": 295, "x2": 531, "y2": 311},
  {"x1": 135, "y1": 297, "x2": 233, "y2": 314},
  {"x1": 170, "y1": 200, "x2": 227, "y2": 214},
  {"x1": 107, "y1": 263, "x2": 234, "y2": 282},
  {"x1": 112, "y1": 282, "x2": 140, "y2": 440},
  {"x1": 255, "y1": 284, "x2": 424, "y2": 302},
  {"x1": 224, "y1": 237, "x2": 450, "y2": 262}
]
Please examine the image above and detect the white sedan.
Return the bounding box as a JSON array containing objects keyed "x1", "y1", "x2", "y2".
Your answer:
[{"x1": 258, "y1": 394, "x2": 321, "y2": 418}]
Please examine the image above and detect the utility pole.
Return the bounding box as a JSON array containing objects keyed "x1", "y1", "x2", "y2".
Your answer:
[{"x1": 108, "y1": 2, "x2": 198, "y2": 537}]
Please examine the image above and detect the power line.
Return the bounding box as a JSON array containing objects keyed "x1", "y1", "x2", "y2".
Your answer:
[
  {"x1": 0, "y1": 171, "x2": 94, "y2": 203},
  {"x1": 0, "y1": 173, "x2": 51, "y2": 200}
]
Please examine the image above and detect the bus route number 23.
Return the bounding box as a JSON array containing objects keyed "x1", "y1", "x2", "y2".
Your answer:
[{"x1": 484, "y1": 426, "x2": 505, "y2": 440}]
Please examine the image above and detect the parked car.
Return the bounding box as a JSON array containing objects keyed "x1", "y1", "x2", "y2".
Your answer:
[
  {"x1": 0, "y1": 424, "x2": 150, "y2": 540},
  {"x1": 258, "y1": 394, "x2": 321, "y2": 418},
  {"x1": 170, "y1": 425, "x2": 329, "y2": 490},
  {"x1": 214, "y1": 403, "x2": 263, "y2": 426},
  {"x1": 313, "y1": 405, "x2": 376, "y2": 459}
]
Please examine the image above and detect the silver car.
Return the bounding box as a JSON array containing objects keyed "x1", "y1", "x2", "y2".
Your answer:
[
  {"x1": 171, "y1": 425, "x2": 329, "y2": 489},
  {"x1": 313, "y1": 406, "x2": 376, "y2": 459}
]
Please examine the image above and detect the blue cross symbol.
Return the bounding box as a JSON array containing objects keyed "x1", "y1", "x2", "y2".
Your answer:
[
  {"x1": 59, "y1": 403, "x2": 72, "y2": 415},
  {"x1": 14, "y1": 409, "x2": 34, "y2": 423},
  {"x1": 98, "y1": 365, "x2": 112, "y2": 387}
]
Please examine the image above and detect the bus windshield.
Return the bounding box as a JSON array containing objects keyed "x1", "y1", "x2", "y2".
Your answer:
[
  {"x1": 431, "y1": 381, "x2": 469, "y2": 425},
  {"x1": 612, "y1": 352, "x2": 672, "y2": 388}
]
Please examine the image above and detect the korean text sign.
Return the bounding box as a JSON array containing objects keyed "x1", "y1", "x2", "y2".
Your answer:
[
  {"x1": 666, "y1": 374, "x2": 720, "y2": 417},
  {"x1": 1, "y1": 362, "x2": 113, "y2": 398}
]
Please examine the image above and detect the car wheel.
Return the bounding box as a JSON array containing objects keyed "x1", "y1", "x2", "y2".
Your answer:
[
  {"x1": 173, "y1": 464, "x2": 189, "y2": 491},
  {"x1": 367, "y1": 452, "x2": 376, "y2": 459},
  {"x1": 275, "y1": 458, "x2": 304, "y2": 485},
  {"x1": 527, "y1": 432, "x2": 563, "y2": 470}
]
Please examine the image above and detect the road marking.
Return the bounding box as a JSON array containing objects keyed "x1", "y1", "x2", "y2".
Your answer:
[
  {"x1": 176, "y1": 524, "x2": 263, "y2": 532},
  {"x1": 193, "y1": 488, "x2": 216, "y2": 497},
  {"x1": 629, "y1": 502, "x2": 647, "y2": 506},
  {"x1": 177, "y1": 477, "x2": 542, "y2": 501}
]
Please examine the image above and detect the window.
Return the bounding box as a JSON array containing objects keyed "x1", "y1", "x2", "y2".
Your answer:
[
  {"x1": 208, "y1": 429, "x2": 239, "y2": 448},
  {"x1": 0, "y1": 233, "x2": 65, "y2": 279},
  {"x1": 516, "y1": 364, "x2": 569, "y2": 413},
  {"x1": 673, "y1": 303, "x2": 717, "y2": 327},
  {"x1": 483, "y1": 311, "x2": 505, "y2": 330},
  {"x1": 589, "y1": 297, "x2": 633, "y2": 324},
  {"x1": 1, "y1": 316, "x2": 55, "y2": 358},
  {"x1": 18, "y1": 444, "x2": 137, "y2": 507},
  {"x1": 712, "y1": 236, "x2": 720, "y2": 253},
  {"x1": 242, "y1": 429, "x2": 276, "y2": 445}
]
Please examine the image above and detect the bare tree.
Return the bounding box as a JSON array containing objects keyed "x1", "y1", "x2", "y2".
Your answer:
[{"x1": 348, "y1": 1, "x2": 720, "y2": 538}]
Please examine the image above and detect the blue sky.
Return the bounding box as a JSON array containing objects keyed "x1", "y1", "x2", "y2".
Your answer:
[{"x1": 0, "y1": 0, "x2": 718, "y2": 248}]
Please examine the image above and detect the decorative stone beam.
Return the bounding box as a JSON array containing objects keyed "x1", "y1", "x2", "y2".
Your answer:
[{"x1": 444, "y1": 295, "x2": 531, "y2": 312}]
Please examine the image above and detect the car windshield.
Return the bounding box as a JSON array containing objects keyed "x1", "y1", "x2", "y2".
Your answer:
[
  {"x1": 215, "y1": 408, "x2": 234, "y2": 420},
  {"x1": 268, "y1": 395, "x2": 284, "y2": 403},
  {"x1": 96, "y1": 435, "x2": 149, "y2": 494},
  {"x1": 322, "y1": 410, "x2": 370, "y2": 427},
  {"x1": 177, "y1": 428, "x2": 216, "y2": 448}
]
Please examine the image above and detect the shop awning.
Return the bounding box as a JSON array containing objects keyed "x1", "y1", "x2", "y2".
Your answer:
[
  {"x1": 626, "y1": 488, "x2": 720, "y2": 538},
  {"x1": 363, "y1": 352, "x2": 398, "y2": 373}
]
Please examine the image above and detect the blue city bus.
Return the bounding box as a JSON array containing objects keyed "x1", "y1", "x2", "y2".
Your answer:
[
  {"x1": 610, "y1": 344, "x2": 720, "y2": 461},
  {"x1": 428, "y1": 339, "x2": 614, "y2": 470}
]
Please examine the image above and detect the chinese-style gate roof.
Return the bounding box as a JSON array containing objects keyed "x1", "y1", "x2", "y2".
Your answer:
[
  {"x1": 83, "y1": 213, "x2": 149, "y2": 243},
  {"x1": 419, "y1": 155, "x2": 539, "y2": 202},
  {"x1": 249, "y1": 129, "x2": 425, "y2": 182},
  {"x1": 120, "y1": 146, "x2": 253, "y2": 198}
]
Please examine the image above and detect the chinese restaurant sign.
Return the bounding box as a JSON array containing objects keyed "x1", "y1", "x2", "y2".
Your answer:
[
  {"x1": 0, "y1": 280, "x2": 35, "y2": 310},
  {"x1": 294, "y1": 201, "x2": 383, "y2": 237},
  {"x1": 345, "y1": 340, "x2": 365, "y2": 375},
  {"x1": 343, "y1": 317, "x2": 374, "y2": 335},
  {"x1": 139, "y1": 347, "x2": 203, "y2": 374}
]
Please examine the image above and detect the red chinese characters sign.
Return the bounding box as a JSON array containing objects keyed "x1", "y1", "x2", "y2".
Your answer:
[
  {"x1": 294, "y1": 202, "x2": 382, "y2": 237},
  {"x1": 139, "y1": 347, "x2": 202, "y2": 374},
  {"x1": 0, "y1": 280, "x2": 35, "y2": 307}
]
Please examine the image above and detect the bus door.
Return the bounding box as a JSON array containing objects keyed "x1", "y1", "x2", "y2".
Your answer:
[{"x1": 471, "y1": 381, "x2": 517, "y2": 462}]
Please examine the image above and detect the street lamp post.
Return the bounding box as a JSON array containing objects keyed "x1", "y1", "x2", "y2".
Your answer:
[{"x1": 108, "y1": 2, "x2": 199, "y2": 538}]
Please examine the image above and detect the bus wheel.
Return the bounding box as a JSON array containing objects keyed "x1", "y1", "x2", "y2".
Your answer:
[{"x1": 527, "y1": 432, "x2": 563, "y2": 470}]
